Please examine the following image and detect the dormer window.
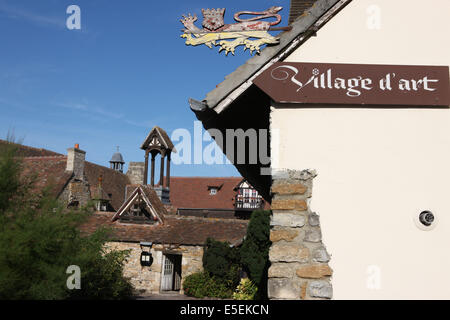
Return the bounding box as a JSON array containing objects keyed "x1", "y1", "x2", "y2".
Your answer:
[{"x1": 208, "y1": 184, "x2": 222, "y2": 196}]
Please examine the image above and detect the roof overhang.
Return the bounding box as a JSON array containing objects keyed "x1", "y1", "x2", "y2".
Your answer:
[{"x1": 189, "y1": 0, "x2": 352, "y2": 117}]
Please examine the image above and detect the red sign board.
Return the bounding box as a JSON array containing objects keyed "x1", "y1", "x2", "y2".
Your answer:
[{"x1": 253, "y1": 62, "x2": 450, "y2": 106}]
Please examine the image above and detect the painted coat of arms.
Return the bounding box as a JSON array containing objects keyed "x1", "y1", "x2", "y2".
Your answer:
[{"x1": 180, "y1": 6, "x2": 284, "y2": 55}]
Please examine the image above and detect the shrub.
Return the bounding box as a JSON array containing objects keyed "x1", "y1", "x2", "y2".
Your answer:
[
  {"x1": 183, "y1": 272, "x2": 232, "y2": 299},
  {"x1": 233, "y1": 278, "x2": 257, "y2": 300},
  {"x1": 240, "y1": 210, "x2": 271, "y2": 299},
  {"x1": 203, "y1": 238, "x2": 240, "y2": 289},
  {"x1": 0, "y1": 140, "x2": 133, "y2": 300}
]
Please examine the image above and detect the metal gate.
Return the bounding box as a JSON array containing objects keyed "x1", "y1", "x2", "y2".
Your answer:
[
  {"x1": 161, "y1": 255, "x2": 174, "y2": 291},
  {"x1": 161, "y1": 254, "x2": 181, "y2": 291}
]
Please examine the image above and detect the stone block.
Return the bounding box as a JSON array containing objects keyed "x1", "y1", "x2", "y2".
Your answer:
[
  {"x1": 270, "y1": 229, "x2": 300, "y2": 242},
  {"x1": 312, "y1": 246, "x2": 330, "y2": 263},
  {"x1": 269, "y1": 243, "x2": 310, "y2": 263},
  {"x1": 287, "y1": 169, "x2": 317, "y2": 181},
  {"x1": 271, "y1": 213, "x2": 306, "y2": 227},
  {"x1": 271, "y1": 199, "x2": 307, "y2": 211},
  {"x1": 296, "y1": 265, "x2": 333, "y2": 279},
  {"x1": 272, "y1": 183, "x2": 307, "y2": 195},
  {"x1": 309, "y1": 212, "x2": 320, "y2": 227},
  {"x1": 268, "y1": 263, "x2": 300, "y2": 278},
  {"x1": 268, "y1": 278, "x2": 300, "y2": 300},
  {"x1": 305, "y1": 228, "x2": 322, "y2": 243},
  {"x1": 308, "y1": 280, "x2": 332, "y2": 299}
]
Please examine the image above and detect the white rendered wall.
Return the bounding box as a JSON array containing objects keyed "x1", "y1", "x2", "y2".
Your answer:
[{"x1": 271, "y1": 0, "x2": 450, "y2": 299}]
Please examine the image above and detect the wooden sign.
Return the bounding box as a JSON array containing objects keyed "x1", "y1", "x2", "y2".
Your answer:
[{"x1": 253, "y1": 62, "x2": 450, "y2": 106}]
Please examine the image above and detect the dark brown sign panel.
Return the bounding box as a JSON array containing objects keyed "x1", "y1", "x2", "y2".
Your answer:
[{"x1": 253, "y1": 62, "x2": 450, "y2": 106}]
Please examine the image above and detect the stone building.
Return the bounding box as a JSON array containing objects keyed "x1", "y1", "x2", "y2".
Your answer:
[
  {"x1": 81, "y1": 208, "x2": 247, "y2": 294},
  {"x1": 1, "y1": 134, "x2": 251, "y2": 295},
  {"x1": 188, "y1": 0, "x2": 450, "y2": 299},
  {"x1": 5, "y1": 141, "x2": 130, "y2": 211}
]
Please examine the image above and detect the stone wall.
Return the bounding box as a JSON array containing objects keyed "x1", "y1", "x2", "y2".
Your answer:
[
  {"x1": 59, "y1": 177, "x2": 91, "y2": 208},
  {"x1": 106, "y1": 242, "x2": 204, "y2": 295},
  {"x1": 268, "y1": 169, "x2": 332, "y2": 300}
]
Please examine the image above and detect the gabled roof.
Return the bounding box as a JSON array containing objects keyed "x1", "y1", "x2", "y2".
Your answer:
[
  {"x1": 189, "y1": 0, "x2": 351, "y2": 115},
  {"x1": 112, "y1": 185, "x2": 167, "y2": 223},
  {"x1": 141, "y1": 126, "x2": 175, "y2": 151},
  {"x1": 6, "y1": 140, "x2": 131, "y2": 210}
]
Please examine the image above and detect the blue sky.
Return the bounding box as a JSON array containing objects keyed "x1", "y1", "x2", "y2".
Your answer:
[{"x1": 0, "y1": 0, "x2": 289, "y2": 177}]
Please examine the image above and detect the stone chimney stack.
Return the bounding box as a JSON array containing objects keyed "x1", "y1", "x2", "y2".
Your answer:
[
  {"x1": 66, "y1": 143, "x2": 86, "y2": 180},
  {"x1": 126, "y1": 162, "x2": 145, "y2": 185}
]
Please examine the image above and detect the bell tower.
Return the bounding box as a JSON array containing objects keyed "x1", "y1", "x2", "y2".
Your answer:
[
  {"x1": 110, "y1": 146, "x2": 125, "y2": 173},
  {"x1": 141, "y1": 126, "x2": 175, "y2": 204}
]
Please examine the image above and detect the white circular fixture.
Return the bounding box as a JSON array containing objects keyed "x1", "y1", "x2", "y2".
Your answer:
[{"x1": 413, "y1": 210, "x2": 438, "y2": 231}]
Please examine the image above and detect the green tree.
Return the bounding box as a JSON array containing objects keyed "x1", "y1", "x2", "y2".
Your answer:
[
  {"x1": 0, "y1": 140, "x2": 133, "y2": 300},
  {"x1": 240, "y1": 210, "x2": 271, "y2": 299}
]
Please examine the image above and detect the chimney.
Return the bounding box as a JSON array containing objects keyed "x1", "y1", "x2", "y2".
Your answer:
[{"x1": 66, "y1": 143, "x2": 86, "y2": 180}]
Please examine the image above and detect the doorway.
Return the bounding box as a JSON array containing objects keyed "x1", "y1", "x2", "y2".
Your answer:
[{"x1": 160, "y1": 254, "x2": 182, "y2": 292}]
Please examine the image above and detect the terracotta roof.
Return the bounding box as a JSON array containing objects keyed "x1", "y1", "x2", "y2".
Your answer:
[
  {"x1": 21, "y1": 156, "x2": 72, "y2": 197},
  {"x1": 0, "y1": 139, "x2": 62, "y2": 157},
  {"x1": 81, "y1": 212, "x2": 248, "y2": 246},
  {"x1": 8, "y1": 140, "x2": 131, "y2": 210},
  {"x1": 84, "y1": 162, "x2": 131, "y2": 210},
  {"x1": 169, "y1": 177, "x2": 243, "y2": 210}
]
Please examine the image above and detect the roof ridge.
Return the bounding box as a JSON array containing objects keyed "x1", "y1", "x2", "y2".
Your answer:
[
  {"x1": 85, "y1": 160, "x2": 128, "y2": 176},
  {"x1": 0, "y1": 139, "x2": 63, "y2": 155},
  {"x1": 23, "y1": 155, "x2": 67, "y2": 160},
  {"x1": 168, "y1": 215, "x2": 248, "y2": 224}
]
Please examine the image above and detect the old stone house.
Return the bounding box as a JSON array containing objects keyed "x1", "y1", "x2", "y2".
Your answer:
[
  {"x1": 81, "y1": 207, "x2": 247, "y2": 294},
  {"x1": 188, "y1": 0, "x2": 450, "y2": 299},
  {"x1": 1, "y1": 134, "x2": 253, "y2": 294}
]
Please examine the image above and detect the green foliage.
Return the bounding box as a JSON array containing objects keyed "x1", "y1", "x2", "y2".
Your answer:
[
  {"x1": 183, "y1": 272, "x2": 232, "y2": 299},
  {"x1": 240, "y1": 210, "x2": 271, "y2": 299},
  {"x1": 0, "y1": 142, "x2": 23, "y2": 213},
  {"x1": 203, "y1": 238, "x2": 240, "y2": 289},
  {"x1": 233, "y1": 278, "x2": 258, "y2": 300},
  {"x1": 0, "y1": 141, "x2": 133, "y2": 300}
]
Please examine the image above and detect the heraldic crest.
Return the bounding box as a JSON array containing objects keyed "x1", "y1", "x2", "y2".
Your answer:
[{"x1": 180, "y1": 6, "x2": 285, "y2": 55}]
